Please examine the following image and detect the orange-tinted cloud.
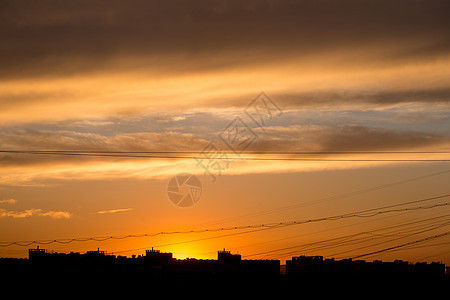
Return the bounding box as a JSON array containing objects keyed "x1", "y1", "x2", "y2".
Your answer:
[
  {"x1": 0, "y1": 199, "x2": 17, "y2": 204},
  {"x1": 97, "y1": 208, "x2": 134, "y2": 214},
  {"x1": 1, "y1": 0, "x2": 449, "y2": 79},
  {"x1": 0, "y1": 0, "x2": 448, "y2": 126},
  {"x1": 0, "y1": 208, "x2": 71, "y2": 219}
]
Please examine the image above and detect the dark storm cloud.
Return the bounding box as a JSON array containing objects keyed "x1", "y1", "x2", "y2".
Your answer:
[
  {"x1": 1, "y1": 0, "x2": 449, "y2": 79},
  {"x1": 272, "y1": 87, "x2": 450, "y2": 107},
  {"x1": 249, "y1": 125, "x2": 450, "y2": 152},
  {"x1": 317, "y1": 125, "x2": 450, "y2": 152},
  {"x1": 1, "y1": 123, "x2": 448, "y2": 168},
  {"x1": 0, "y1": 127, "x2": 210, "y2": 167}
]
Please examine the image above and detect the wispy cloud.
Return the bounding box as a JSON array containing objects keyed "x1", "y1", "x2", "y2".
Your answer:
[
  {"x1": 0, "y1": 208, "x2": 71, "y2": 219},
  {"x1": 97, "y1": 208, "x2": 134, "y2": 214},
  {"x1": 1, "y1": 0, "x2": 449, "y2": 81},
  {"x1": 0, "y1": 1, "x2": 448, "y2": 126},
  {"x1": 38, "y1": 210, "x2": 72, "y2": 219},
  {"x1": 250, "y1": 124, "x2": 450, "y2": 152},
  {"x1": 0, "y1": 115, "x2": 448, "y2": 186},
  {"x1": 0, "y1": 198, "x2": 17, "y2": 204}
]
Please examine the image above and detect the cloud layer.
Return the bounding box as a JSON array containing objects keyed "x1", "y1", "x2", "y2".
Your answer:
[
  {"x1": 0, "y1": 0, "x2": 448, "y2": 124},
  {"x1": 0, "y1": 107, "x2": 448, "y2": 186},
  {"x1": 0, "y1": 199, "x2": 17, "y2": 204},
  {"x1": 1, "y1": 0, "x2": 449, "y2": 79},
  {"x1": 0, "y1": 1, "x2": 449, "y2": 186},
  {"x1": 0, "y1": 208, "x2": 71, "y2": 219},
  {"x1": 97, "y1": 208, "x2": 134, "y2": 214}
]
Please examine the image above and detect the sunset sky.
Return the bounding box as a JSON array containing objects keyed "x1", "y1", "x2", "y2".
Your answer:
[{"x1": 1, "y1": 0, "x2": 449, "y2": 263}]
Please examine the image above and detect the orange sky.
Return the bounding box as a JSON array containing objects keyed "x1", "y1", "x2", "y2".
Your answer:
[{"x1": 0, "y1": 0, "x2": 449, "y2": 264}]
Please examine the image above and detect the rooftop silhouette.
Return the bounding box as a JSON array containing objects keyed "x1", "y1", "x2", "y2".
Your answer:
[{"x1": 0, "y1": 247, "x2": 448, "y2": 289}]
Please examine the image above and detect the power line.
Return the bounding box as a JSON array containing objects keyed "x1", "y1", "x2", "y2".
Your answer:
[
  {"x1": 239, "y1": 209, "x2": 414, "y2": 257},
  {"x1": 413, "y1": 242, "x2": 450, "y2": 262},
  {"x1": 299, "y1": 210, "x2": 450, "y2": 259},
  {"x1": 3, "y1": 193, "x2": 448, "y2": 248},
  {"x1": 145, "y1": 201, "x2": 450, "y2": 251},
  {"x1": 350, "y1": 230, "x2": 450, "y2": 260},
  {"x1": 2, "y1": 150, "x2": 450, "y2": 154},
  {"x1": 331, "y1": 220, "x2": 450, "y2": 259},
  {"x1": 0, "y1": 150, "x2": 449, "y2": 161},
  {"x1": 243, "y1": 211, "x2": 450, "y2": 259},
  {"x1": 105, "y1": 202, "x2": 450, "y2": 256},
  {"x1": 186, "y1": 168, "x2": 450, "y2": 229},
  {"x1": 112, "y1": 225, "x2": 285, "y2": 255},
  {"x1": 157, "y1": 199, "x2": 450, "y2": 258}
]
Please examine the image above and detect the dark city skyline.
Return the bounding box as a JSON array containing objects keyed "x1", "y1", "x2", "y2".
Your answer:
[
  {"x1": 0, "y1": 1, "x2": 449, "y2": 290},
  {"x1": 1, "y1": 246, "x2": 447, "y2": 288}
]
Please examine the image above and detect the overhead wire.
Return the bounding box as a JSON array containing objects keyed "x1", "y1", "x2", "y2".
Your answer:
[
  {"x1": 1, "y1": 151, "x2": 449, "y2": 259},
  {"x1": 350, "y1": 230, "x2": 450, "y2": 260},
  {"x1": 243, "y1": 211, "x2": 450, "y2": 259},
  {"x1": 4, "y1": 193, "x2": 446, "y2": 251},
  {"x1": 0, "y1": 149, "x2": 449, "y2": 161},
  {"x1": 186, "y1": 168, "x2": 450, "y2": 229}
]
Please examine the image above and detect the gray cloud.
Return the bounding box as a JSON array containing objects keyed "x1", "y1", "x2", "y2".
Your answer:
[
  {"x1": 0, "y1": 0, "x2": 449, "y2": 79},
  {"x1": 249, "y1": 124, "x2": 450, "y2": 152},
  {"x1": 0, "y1": 128, "x2": 211, "y2": 167},
  {"x1": 0, "y1": 106, "x2": 448, "y2": 169},
  {"x1": 272, "y1": 88, "x2": 450, "y2": 108},
  {"x1": 317, "y1": 125, "x2": 450, "y2": 152},
  {"x1": 0, "y1": 208, "x2": 71, "y2": 219}
]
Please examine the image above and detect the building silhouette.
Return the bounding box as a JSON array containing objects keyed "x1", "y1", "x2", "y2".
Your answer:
[
  {"x1": 285, "y1": 255, "x2": 446, "y2": 285},
  {"x1": 16, "y1": 246, "x2": 279, "y2": 284},
  {"x1": 144, "y1": 248, "x2": 173, "y2": 265},
  {"x1": 0, "y1": 247, "x2": 448, "y2": 288}
]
